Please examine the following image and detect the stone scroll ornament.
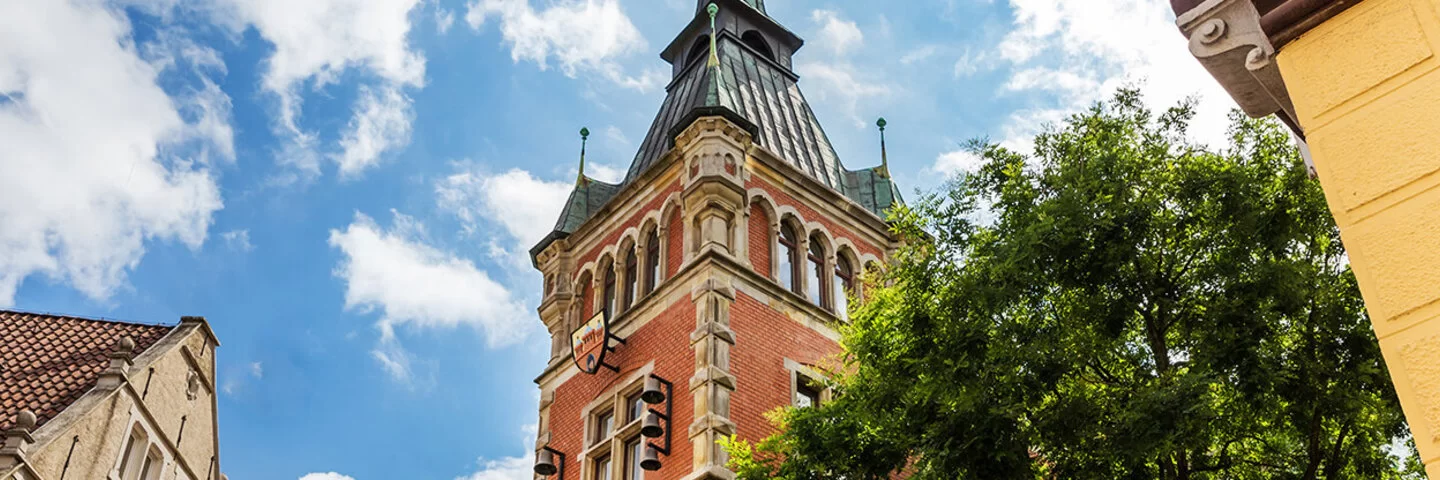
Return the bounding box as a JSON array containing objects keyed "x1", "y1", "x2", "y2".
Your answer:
[{"x1": 571, "y1": 311, "x2": 625, "y2": 374}]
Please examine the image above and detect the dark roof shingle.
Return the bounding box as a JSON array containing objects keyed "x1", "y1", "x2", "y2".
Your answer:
[{"x1": 0, "y1": 310, "x2": 172, "y2": 431}]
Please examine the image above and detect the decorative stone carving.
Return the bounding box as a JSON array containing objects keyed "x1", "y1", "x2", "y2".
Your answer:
[
  {"x1": 1177, "y1": 0, "x2": 1297, "y2": 123},
  {"x1": 187, "y1": 370, "x2": 202, "y2": 401}
]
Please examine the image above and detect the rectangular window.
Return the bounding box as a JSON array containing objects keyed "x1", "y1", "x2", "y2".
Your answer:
[
  {"x1": 624, "y1": 437, "x2": 644, "y2": 480},
  {"x1": 138, "y1": 451, "x2": 158, "y2": 480},
  {"x1": 594, "y1": 455, "x2": 612, "y2": 480},
  {"x1": 628, "y1": 393, "x2": 647, "y2": 423},
  {"x1": 795, "y1": 376, "x2": 822, "y2": 408},
  {"x1": 595, "y1": 411, "x2": 614, "y2": 443}
]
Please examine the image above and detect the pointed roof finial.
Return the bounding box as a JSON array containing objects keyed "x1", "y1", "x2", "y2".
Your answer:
[
  {"x1": 707, "y1": 3, "x2": 720, "y2": 69},
  {"x1": 577, "y1": 127, "x2": 590, "y2": 185},
  {"x1": 877, "y1": 117, "x2": 890, "y2": 178}
]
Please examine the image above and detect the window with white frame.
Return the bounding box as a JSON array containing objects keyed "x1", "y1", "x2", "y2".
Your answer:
[
  {"x1": 585, "y1": 375, "x2": 652, "y2": 480},
  {"x1": 114, "y1": 422, "x2": 168, "y2": 480}
]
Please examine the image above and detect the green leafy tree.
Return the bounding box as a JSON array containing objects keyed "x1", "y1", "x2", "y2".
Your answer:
[{"x1": 724, "y1": 89, "x2": 1420, "y2": 480}]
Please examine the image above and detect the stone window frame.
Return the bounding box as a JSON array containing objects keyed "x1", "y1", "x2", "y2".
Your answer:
[
  {"x1": 784, "y1": 358, "x2": 833, "y2": 408},
  {"x1": 109, "y1": 412, "x2": 175, "y2": 480},
  {"x1": 581, "y1": 366, "x2": 655, "y2": 480}
]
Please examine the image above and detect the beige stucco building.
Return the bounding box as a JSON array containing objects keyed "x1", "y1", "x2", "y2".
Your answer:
[
  {"x1": 0, "y1": 310, "x2": 224, "y2": 480},
  {"x1": 1174, "y1": 0, "x2": 1440, "y2": 476}
]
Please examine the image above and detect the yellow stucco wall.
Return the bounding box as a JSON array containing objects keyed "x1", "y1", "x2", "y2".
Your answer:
[{"x1": 1278, "y1": 0, "x2": 1440, "y2": 476}]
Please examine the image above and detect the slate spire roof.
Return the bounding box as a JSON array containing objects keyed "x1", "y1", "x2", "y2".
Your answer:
[
  {"x1": 0, "y1": 310, "x2": 173, "y2": 431},
  {"x1": 532, "y1": 0, "x2": 903, "y2": 260}
]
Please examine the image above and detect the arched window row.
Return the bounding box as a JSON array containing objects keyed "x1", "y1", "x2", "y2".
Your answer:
[
  {"x1": 751, "y1": 194, "x2": 880, "y2": 322},
  {"x1": 571, "y1": 201, "x2": 680, "y2": 324}
]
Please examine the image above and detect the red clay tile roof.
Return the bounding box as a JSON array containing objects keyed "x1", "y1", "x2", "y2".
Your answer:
[{"x1": 0, "y1": 310, "x2": 173, "y2": 432}]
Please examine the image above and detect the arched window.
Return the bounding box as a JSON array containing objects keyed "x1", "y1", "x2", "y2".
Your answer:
[
  {"x1": 622, "y1": 246, "x2": 638, "y2": 311},
  {"x1": 602, "y1": 261, "x2": 617, "y2": 320},
  {"x1": 834, "y1": 254, "x2": 854, "y2": 321},
  {"x1": 688, "y1": 35, "x2": 710, "y2": 66},
  {"x1": 779, "y1": 223, "x2": 800, "y2": 293},
  {"x1": 741, "y1": 30, "x2": 774, "y2": 61},
  {"x1": 577, "y1": 273, "x2": 594, "y2": 319},
  {"x1": 643, "y1": 227, "x2": 660, "y2": 295},
  {"x1": 807, "y1": 235, "x2": 826, "y2": 307}
]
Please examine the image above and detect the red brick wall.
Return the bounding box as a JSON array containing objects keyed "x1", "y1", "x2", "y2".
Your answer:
[
  {"x1": 545, "y1": 299, "x2": 697, "y2": 480},
  {"x1": 748, "y1": 203, "x2": 771, "y2": 277},
  {"x1": 748, "y1": 177, "x2": 884, "y2": 260},
  {"x1": 574, "y1": 180, "x2": 682, "y2": 284},
  {"x1": 728, "y1": 291, "x2": 843, "y2": 443},
  {"x1": 666, "y1": 208, "x2": 683, "y2": 278}
]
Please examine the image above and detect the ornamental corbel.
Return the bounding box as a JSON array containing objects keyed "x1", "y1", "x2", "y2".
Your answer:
[{"x1": 1178, "y1": 0, "x2": 1297, "y2": 123}]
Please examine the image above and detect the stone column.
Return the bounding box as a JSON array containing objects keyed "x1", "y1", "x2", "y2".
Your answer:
[{"x1": 687, "y1": 276, "x2": 737, "y2": 480}]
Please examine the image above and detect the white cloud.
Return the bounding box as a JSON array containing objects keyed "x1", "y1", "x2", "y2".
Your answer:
[
  {"x1": 336, "y1": 85, "x2": 414, "y2": 178},
  {"x1": 992, "y1": 0, "x2": 1233, "y2": 149},
  {"x1": 221, "y1": 230, "x2": 254, "y2": 253},
  {"x1": 0, "y1": 0, "x2": 230, "y2": 306},
  {"x1": 300, "y1": 474, "x2": 356, "y2": 480},
  {"x1": 329, "y1": 210, "x2": 530, "y2": 380},
  {"x1": 811, "y1": 10, "x2": 864, "y2": 56},
  {"x1": 435, "y1": 167, "x2": 573, "y2": 247},
  {"x1": 466, "y1": 0, "x2": 664, "y2": 91},
  {"x1": 249, "y1": 361, "x2": 264, "y2": 378},
  {"x1": 1002, "y1": 66, "x2": 1100, "y2": 96},
  {"x1": 900, "y1": 45, "x2": 939, "y2": 65},
  {"x1": 455, "y1": 423, "x2": 538, "y2": 480},
  {"x1": 931, "y1": 149, "x2": 985, "y2": 176},
  {"x1": 795, "y1": 62, "x2": 890, "y2": 128},
  {"x1": 456, "y1": 456, "x2": 532, "y2": 480},
  {"x1": 436, "y1": 7, "x2": 457, "y2": 34},
  {"x1": 213, "y1": 0, "x2": 426, "y2": 178}
]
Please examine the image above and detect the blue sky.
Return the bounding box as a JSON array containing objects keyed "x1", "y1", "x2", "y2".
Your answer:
[{"x1": 0, "y1": 0, "x2": 1233, "y2": 478}]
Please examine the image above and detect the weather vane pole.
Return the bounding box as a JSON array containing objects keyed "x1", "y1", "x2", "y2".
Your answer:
[
  {"x1": 707, "y1": 3, "x2": 720, "y2": 70},
  {"x1": 577, "y1": 127, "x2": 590, "y2": 185},
  {"x1": 877, "y1": 117, "x2": 890, "y2": 178}
]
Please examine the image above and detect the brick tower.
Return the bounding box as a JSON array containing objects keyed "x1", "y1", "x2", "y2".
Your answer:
[{"x1": 527, "y1": 1, "x2": 902, "y2": 479}]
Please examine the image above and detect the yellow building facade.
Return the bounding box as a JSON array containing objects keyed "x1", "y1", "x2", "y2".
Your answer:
[{"x1": 1176, "y1": 0, "x2": 1440, "y2": 476}]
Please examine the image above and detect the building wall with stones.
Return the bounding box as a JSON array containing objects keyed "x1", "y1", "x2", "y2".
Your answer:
[{"x1": 531, "y1": 115, "x2": 898, "y2": 480}]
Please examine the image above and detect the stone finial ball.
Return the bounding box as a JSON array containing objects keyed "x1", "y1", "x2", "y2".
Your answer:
[
  {"x1": 118, "y1": 336, "x2": 136, "y2": 353},
  {"x1": 16, "y1": 410, "x2": 36, "y2": 430}
]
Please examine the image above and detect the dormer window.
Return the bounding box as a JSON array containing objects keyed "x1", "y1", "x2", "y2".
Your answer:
[
  {"x1": 741, "y1": 30, "x2": 774, "y2": 61},
  {"x1": 687, "y1": 35, "x2": 710, "y2": 67}
]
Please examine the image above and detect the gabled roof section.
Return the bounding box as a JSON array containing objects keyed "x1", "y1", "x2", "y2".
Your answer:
[{"x1": 0, "y1": 310, "x2": 173, "y2": 431}]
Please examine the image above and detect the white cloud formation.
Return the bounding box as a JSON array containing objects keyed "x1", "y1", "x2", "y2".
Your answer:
[
  {"x1": 455, "y1": 423, "x2": 538, "y2": 480},
  {"x1": 931, "y1": 149, "x2": 985, "y2": 176},
  {"x1": 221, "y1": 230, "x2": 255, "y2": 253},
  {"x1": 436, "y1": 167, "x2": 574, "y2": 247},
  {"x1": 796, "y1": 62, "x2": 890, "y2": 128},
  {"x1": 465, "y1": 0, "x2": 664, "y2": 91},
  {"x1": 456, "y1": 456, "x2": 533, "y2": 480},
  {"x1": 336, "y1": 85, "x2": 415, "y2": 178},
  {"x1": 436, "y1": 7, "x2": 457, "y2": 34},
  {"x1": 0, "y1": 0, "x2": 231, "y2": 306},
  {"x1": 300, "y1": 473, "x2": 356, "y2": 480},
  {"x1": 250, "y1": 361, "x2": 264, "y2": 378},
  {"x1": 329, "y1": 210, "x2": 530, "y2": 380},
  {"x1": 796, "y1": 9, "x2": 888, "y2": 129},
  {"x1": 899, "y1": 45, "x2": 939, "y2": 65},
  {"x1": 213, "y1": 0, "x2": 426, "y2": 178},
  {"x1": 811, "y1": 9, "x2": 864, "y2": 56},
  {"x1": 993, "y1": 0, "x2": 1233, "y2": 149}
]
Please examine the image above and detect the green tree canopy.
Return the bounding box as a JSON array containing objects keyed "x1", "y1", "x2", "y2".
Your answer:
[{"x1": 724, "y1": 89, "x2": 1420, "y2": 480}]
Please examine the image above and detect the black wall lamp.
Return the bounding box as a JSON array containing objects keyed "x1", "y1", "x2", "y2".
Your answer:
[
  {"x1": 534, "y1": 445, "x2": 566, "y2": 479},
  {"x1": 639, "y1": 375, "x2": 674, "y2": 471}
]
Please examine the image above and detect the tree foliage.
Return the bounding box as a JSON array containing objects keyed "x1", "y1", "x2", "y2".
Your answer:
[{"x1": 724, "y1": 89, "x2": 1421, "y2": 480}]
